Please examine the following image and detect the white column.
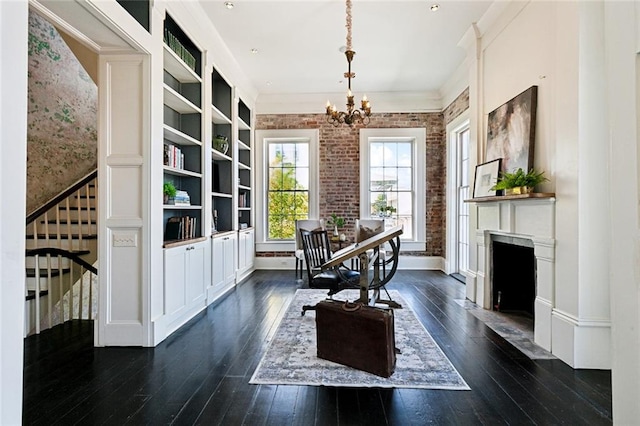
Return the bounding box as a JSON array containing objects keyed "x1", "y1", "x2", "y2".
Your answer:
[
  {"x1": 605, "y1": 1, "x2": 640, "y2": 422},
  {"x1": 96, "y1": 55, "x2": 150, "y2": 346},
  {"x1": 553, "y1": 0, "x2": 612, "y2": 369},
  {"x1": 0, "y1": 0, "x2": 28, "y2": 423}
]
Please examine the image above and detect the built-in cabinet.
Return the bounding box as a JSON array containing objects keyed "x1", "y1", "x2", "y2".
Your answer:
[
  {"x1": 163, "y1": 238, "x2": 209, "y2": 333},
  {"x1": 162, "y1": 14, "x2": 204, "y2": 243},
  {"x1": 211, "y1": 231, "x2": 237, "y2": 295},
  {"x1": 158, "y1": 12, "x2": 254, "y2": 342},
  {"x1": 237, "y1": 228, "x2": 255, "y2": 281}
]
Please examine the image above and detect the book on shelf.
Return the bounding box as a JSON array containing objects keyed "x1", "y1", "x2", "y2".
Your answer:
[
  {"x1": 164, "y1": 215, "x2": 198, "y2": 241},
  {"x1": 173, "y1": 190, "x2": 191, "y2": 206},
  {"x1": 163, "y1": 29, "x2": 197, "y2": 72},
  {"x1": 238, "y1": 191, "x2": 248, "y2": 208},
  {"x1": 164, "y1": 143, "x2": 184, "y2": 170}
]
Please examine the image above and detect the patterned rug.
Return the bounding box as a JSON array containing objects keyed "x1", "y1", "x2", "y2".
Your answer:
[{"x1": 250, "y1": 289, "x2": 470, "y2": 390}]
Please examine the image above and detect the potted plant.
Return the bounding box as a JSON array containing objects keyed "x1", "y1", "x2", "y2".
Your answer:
[
  {"x1": 491, "y1": 167, "x2": 549, "y2": 195},
  {"x1": 379, "y1": 205, "x2": 396, "y2": 217},
  {"x1": 163, "y1": 182, "x2": 177, "y2": 204},
  {"x1": 327, "y1": 213, "x2": 345, "y2": 238}
]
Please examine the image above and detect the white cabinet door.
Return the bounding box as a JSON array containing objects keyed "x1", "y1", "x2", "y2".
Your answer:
[
  {"x1": 212, "y1": 233, "x2": 237, "y2": 290},
  {"x1": 164, "y1": 240, "x2": 207, "y2": 319},
  {"x1": 211, "y1": 235, "x2": 225, "y2": 289},
  {"x1": 186, "y1": 240, "x2": 206, "y2": 303},
  {"x1": 164, "y1": 246, "x2": 187, "y2": 316},
  {"x1": 223, "y1": 233, "x2": 237, "y2": 285},
  {"x1": 238, "y1": 228, "x2": 255, "y2": 274}
]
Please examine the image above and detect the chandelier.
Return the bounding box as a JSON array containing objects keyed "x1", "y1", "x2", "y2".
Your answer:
[{"x1": 325, "y1": 0, "x2": 372, "y2": 127}]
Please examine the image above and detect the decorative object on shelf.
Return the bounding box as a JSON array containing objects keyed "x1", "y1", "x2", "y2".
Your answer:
[
  {"x1": 213, "y1": 134, "x2": 229, "y2": 155},
  {"x1": 490, "y1": 167, "x2": 549, "y2": 195},
  {"x1": 473, "y1": 158, "x2": 502, "y2": 198},
  {"x1": 173, "y1": 190, "x2": 191, "y2": 206},
  {"x1": 327, "y1": 213, "x2": 345, "y2": 237},
  {"x1": 377, "y1": 205, "x2": 396, "y2": 218},
  {"x1": 163, "y1": 28, "x2": 196, "y2": 72},
  {"x1": 212, "y1": 209, "x2": 218, "y2": 232},
  {"x1": 324, "y1": 0, "x2": 372, "y2": 127},
  {"x1": 485, "y1": 86, "x2": 538, "y2": 173},
  {"x1": 163, "y1": 182, "x2": 177, "y2": 204}
]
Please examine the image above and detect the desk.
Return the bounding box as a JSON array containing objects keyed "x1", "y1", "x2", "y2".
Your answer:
[
  {"x1": 323, "y1": 225, "x2": 403, "y2": 307},
  {"x1": 330, "y1": 237, "x2": 352, "y2": 251}
]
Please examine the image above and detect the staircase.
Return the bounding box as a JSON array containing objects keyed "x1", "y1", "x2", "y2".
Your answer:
[{"x1": 25, "y1": 170, "x2": 98, "y2": 335}]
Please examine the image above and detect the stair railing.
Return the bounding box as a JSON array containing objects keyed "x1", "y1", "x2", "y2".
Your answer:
[
  {"x1": 26, "y1": 169, "x2": 97, "y2": 250},
  {"x1": 25, "y1": 169, "x2": 98, "y2": 334},
  {"x1": 26, "y1": 248, "x2": 98, "y2": 334}
]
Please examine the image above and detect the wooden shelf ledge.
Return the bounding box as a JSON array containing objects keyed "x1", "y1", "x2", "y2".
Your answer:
[
  {"x1": 465, "y1": 192, "x2": 556, "y2": 203},
  {"x1": 163, "y1": 236, "x2": 208, "y2": 249}
]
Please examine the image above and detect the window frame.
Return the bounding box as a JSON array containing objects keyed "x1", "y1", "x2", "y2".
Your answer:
[
  {"x1": 445, "y1": 112, "x2": 471, "y2": 276},
  {"x1": 255, "y1": 129, "x2": 319, "y2": 252},
  {"x1": 359, "y1": 128, "x2": 426, "y2": 251}
]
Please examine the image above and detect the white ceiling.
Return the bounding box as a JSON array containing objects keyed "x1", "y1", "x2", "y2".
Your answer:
[{"x1": 200, "y1": 0, "x2": 493, "y2": 106}]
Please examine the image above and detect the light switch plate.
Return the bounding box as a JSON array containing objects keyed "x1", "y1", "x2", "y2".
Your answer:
[{"x1": 113, "y1": 233, "x2": 137, "y2": 247}]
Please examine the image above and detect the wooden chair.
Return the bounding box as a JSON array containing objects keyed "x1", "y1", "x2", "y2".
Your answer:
[
  {"x1": 299, "y1": 228, "x2": 360, "y2": 315},
  {"x1": 354, "y1": 219, "x2": 389, "y2": 273},
  {"x1": 294, "y1": 219, "x2": 324, "y2": 279}
]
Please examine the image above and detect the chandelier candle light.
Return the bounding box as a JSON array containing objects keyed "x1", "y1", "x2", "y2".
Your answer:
[{"x1": 325, "y1": 0, "x2": 372, "y2": 126}]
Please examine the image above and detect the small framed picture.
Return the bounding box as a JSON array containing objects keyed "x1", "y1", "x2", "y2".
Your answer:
[{"x1": 473, "y1": 158, "x2": 502, "y2": 198}]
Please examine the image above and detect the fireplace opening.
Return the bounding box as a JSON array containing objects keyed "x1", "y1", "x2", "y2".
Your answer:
[{"x1": 491, "y1": 240, "x2": 536, "y2": 317}]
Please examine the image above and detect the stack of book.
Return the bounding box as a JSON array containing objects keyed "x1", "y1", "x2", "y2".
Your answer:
[
  {"x1": 174, "y1": 190, "x2": 190, "y2": 206},
  {"x1": 164, "y1": 216, "x2": 198, "y2": 241}
]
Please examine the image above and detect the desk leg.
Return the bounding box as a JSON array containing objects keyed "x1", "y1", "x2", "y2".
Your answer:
[{"x1": 358, "y1": 252, "x2": 369, "y2": 304}]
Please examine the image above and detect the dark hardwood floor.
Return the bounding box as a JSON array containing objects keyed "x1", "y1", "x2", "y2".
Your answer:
[{"x1": 23, "y1": 270, "x2": 612, "y2": 425}]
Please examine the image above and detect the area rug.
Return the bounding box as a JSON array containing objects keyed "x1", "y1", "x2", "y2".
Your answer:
[{"x1": 250, "y1": 289, "x2": 470, "y2": 390}]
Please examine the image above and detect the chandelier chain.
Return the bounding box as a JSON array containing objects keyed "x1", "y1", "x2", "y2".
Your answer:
[
  {"x1": 324, "y1": 0, "x2": 371, "y2": 127},
  {"x1": 346, "y1": 0, "x2": 352, "y2": 51}
]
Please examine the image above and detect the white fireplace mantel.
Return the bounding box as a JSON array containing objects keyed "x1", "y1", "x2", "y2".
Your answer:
[{"x1": 468, "y1": 194, "x2": 556, "y2": 352}]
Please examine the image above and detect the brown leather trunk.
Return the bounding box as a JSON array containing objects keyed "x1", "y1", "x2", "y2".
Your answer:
[{"x1": 315, "y1": 299, "x2": 396, "y2": 378}]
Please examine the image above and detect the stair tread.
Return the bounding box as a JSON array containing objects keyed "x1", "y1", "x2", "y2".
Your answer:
[
  {"x1": 26, "y1": 249, "x2": 90, "y2": 256},
  {"x1": 26, "y1": 234, "x2": 97, "y2": 240},
  {"x1": 26, "y1": 268, "x2": 71, "y2": 277},
  {"x1": 25, "y1": 290, "x2": 50, "y2": 301},
  {"x1": 57, "y1": 206, "x2": 96, "y2": 211},
  {"x1": 42, "y1": 220, "x2": 97, "y2": 225}
]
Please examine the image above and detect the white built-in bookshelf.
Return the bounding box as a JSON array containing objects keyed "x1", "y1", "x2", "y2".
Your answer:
[{"x1": 162, "y1": 14, "x2": 204, "y2": 244}]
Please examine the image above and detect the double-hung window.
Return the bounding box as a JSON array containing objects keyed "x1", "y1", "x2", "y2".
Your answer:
[
  {"x1": 360, "y1": 128, "x2": 425, "y2": 250},
  {"x1": 256, "y1": 129, "x2": 319, "y2": 250}
]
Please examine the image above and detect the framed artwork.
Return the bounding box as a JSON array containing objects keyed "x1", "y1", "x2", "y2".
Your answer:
[
  {"x1": 473, "y1": 159, "x2": 501, "y2": 198},
  {"x1": 485, "y1": 86, "x2": 538, "y2": 173}
]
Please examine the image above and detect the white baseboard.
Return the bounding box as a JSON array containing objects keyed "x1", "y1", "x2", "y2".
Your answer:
[{"x1": 254, "y1": 255, "x2": 444, "y2": 271}]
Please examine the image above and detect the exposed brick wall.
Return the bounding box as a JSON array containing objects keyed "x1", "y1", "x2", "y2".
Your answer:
[
  {"x1": 256, "y1": 112, "x2": 446, "y2": 257},
  {"x1": 443, "y1": 87, "x2": 469, "y2": 125}
]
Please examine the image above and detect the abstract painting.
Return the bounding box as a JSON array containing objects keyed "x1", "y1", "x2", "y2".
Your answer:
[{"x1": 486, "y1": 86, "x2": 538, "y2": 173}]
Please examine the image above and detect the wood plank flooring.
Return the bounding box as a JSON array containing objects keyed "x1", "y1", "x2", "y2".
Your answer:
[{"x1": 23, "y1": 270, "x2": 612, "y2": 425}]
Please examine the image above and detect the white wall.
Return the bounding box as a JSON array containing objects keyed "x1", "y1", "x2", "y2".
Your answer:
[
  {"x1": 605, "y1": 1, "x2": 640, "y2": 422},
  {"x1": 0, "y1": 0, "x2": 28, "y2": 423},
  {"x1": 463, "y1": 0, "x2": 616, "y2": 369}
]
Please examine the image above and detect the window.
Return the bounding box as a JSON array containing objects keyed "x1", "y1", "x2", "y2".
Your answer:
[
  {"x1": 360, "y1": 128, "x2": 425, "y2": 251},
  {"x1": 445, "y1": 113, "x2": 470, "y2": 276},
  {"x1": 267, "y1": 142, "x2": 309, "y2": 239},
  {"x1": 256, "y1": 129, "x2": 319, "y2": 250},
  {"x1": 456, "y1": 127, "x2": 470, "y2": 274}
]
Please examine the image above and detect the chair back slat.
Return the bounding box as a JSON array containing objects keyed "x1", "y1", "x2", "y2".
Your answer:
[{"x1": 300, "y1": 228, "x2": 333, "y2": 281}]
